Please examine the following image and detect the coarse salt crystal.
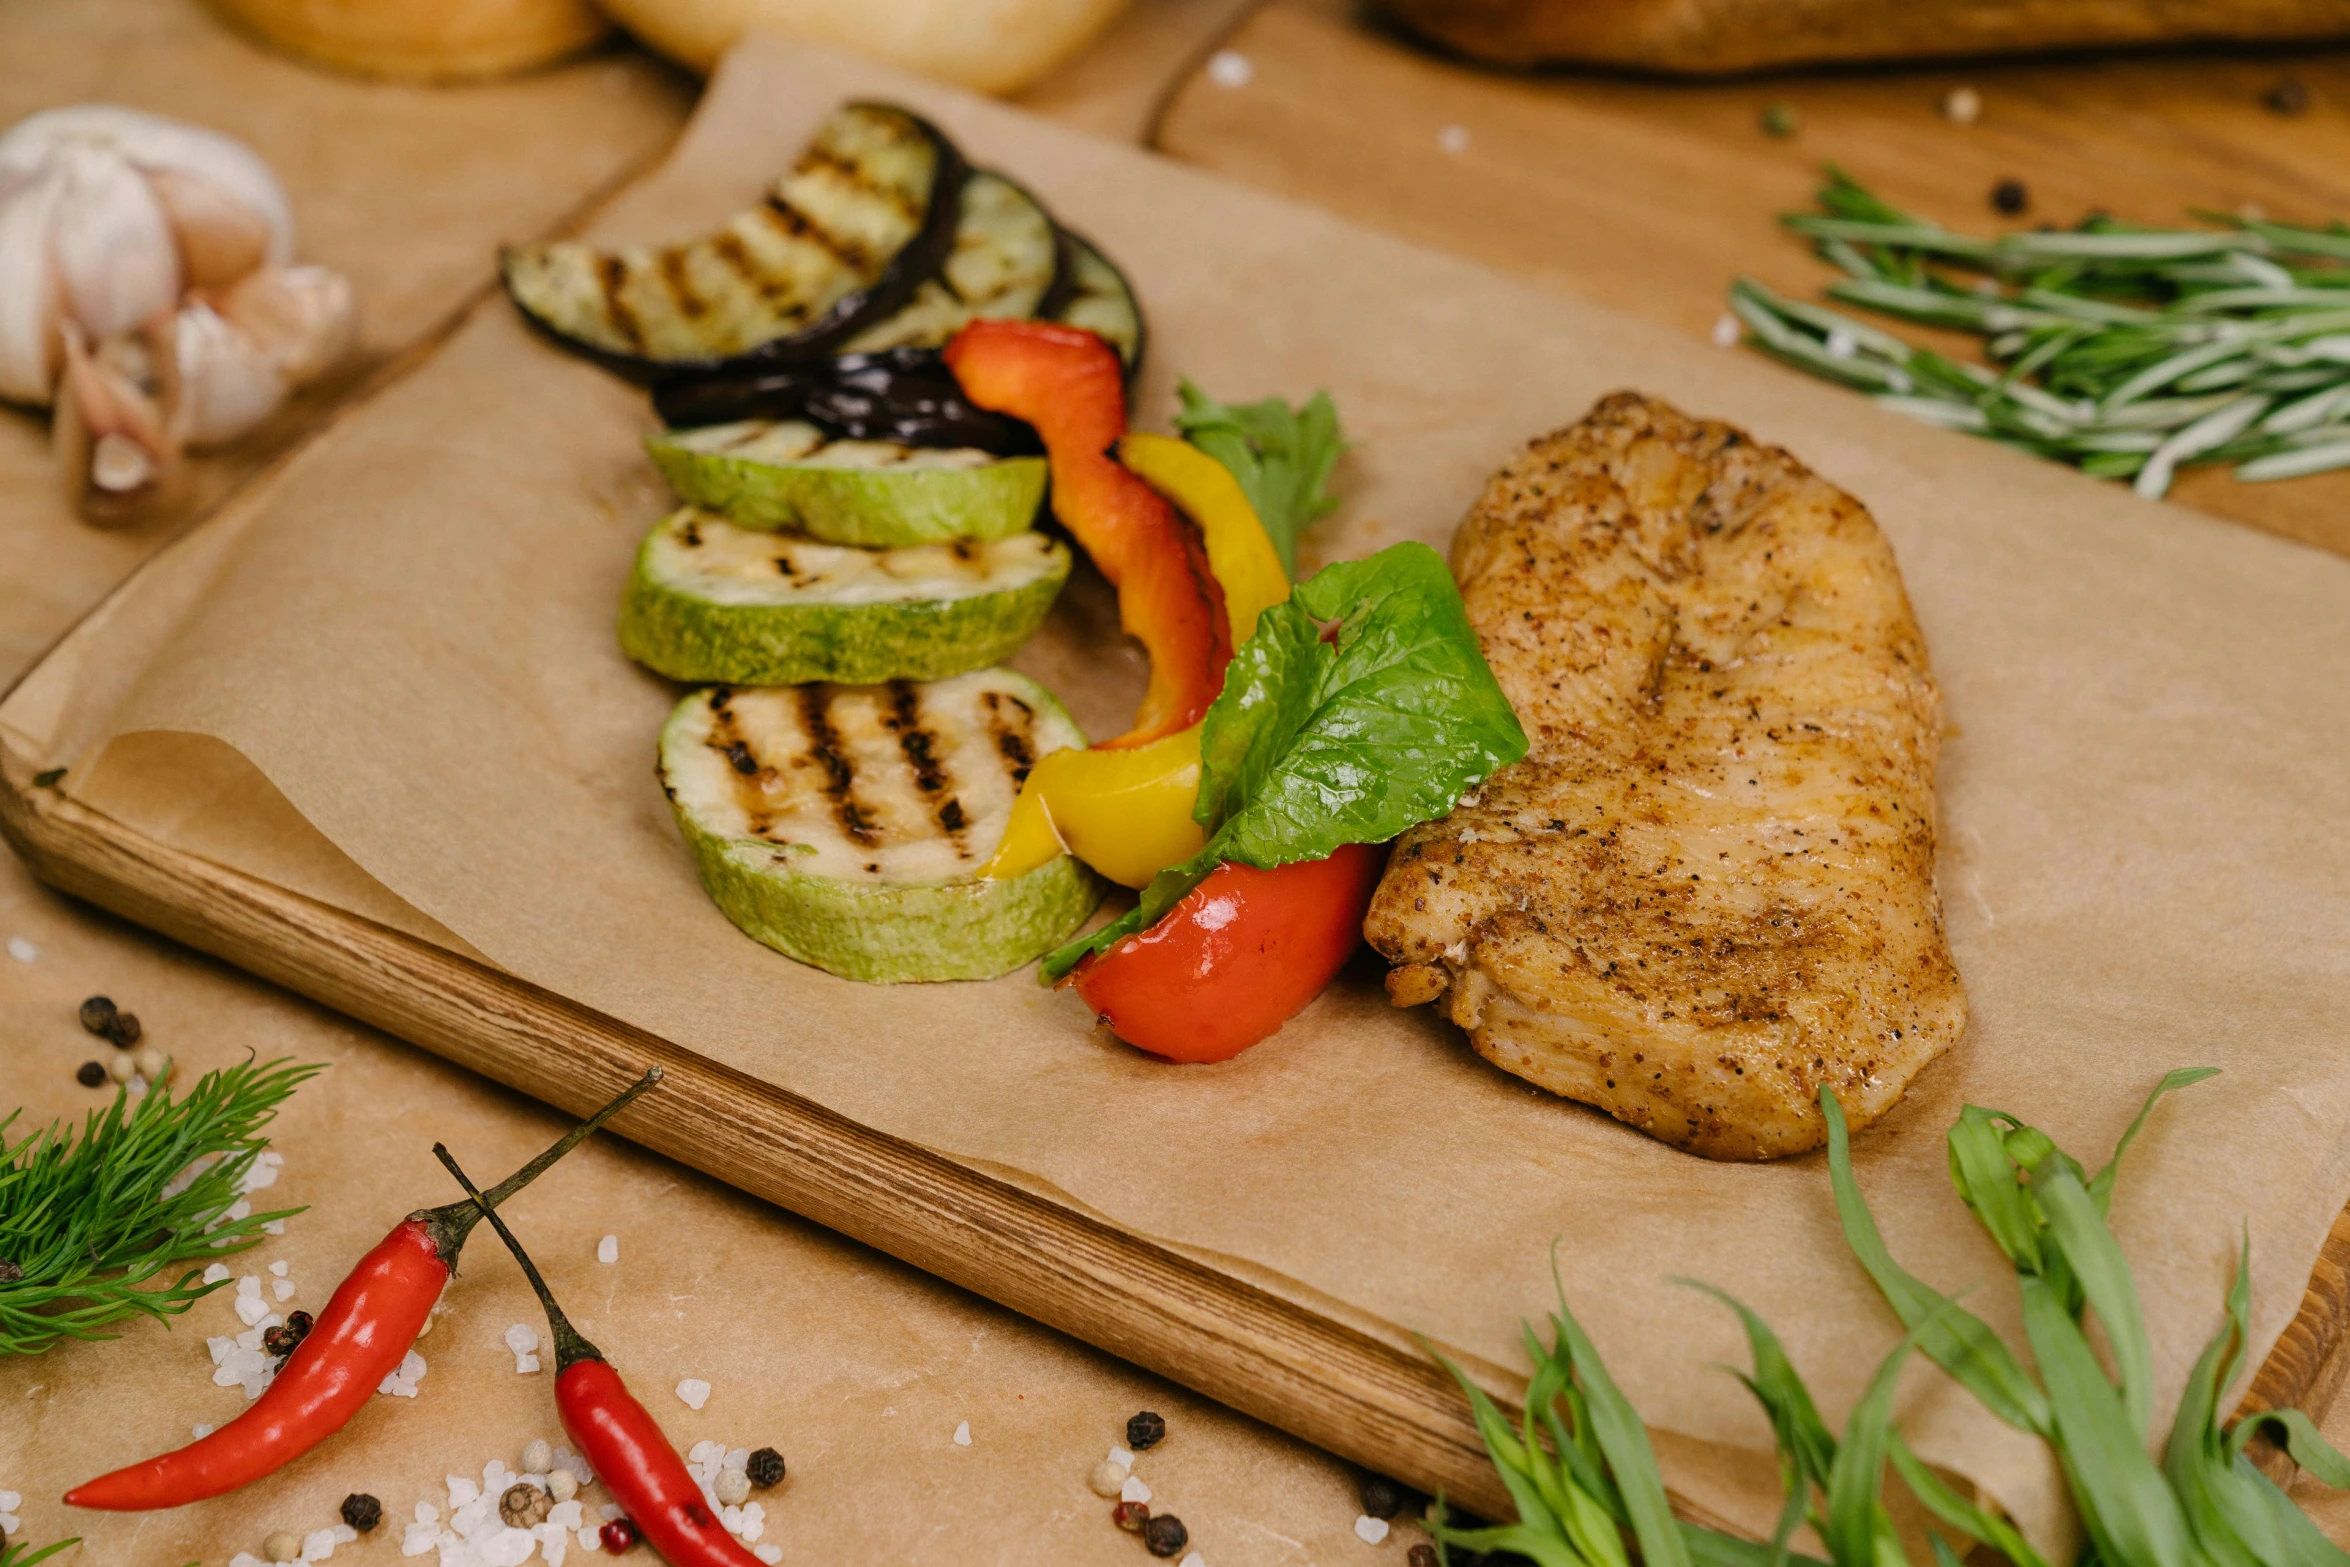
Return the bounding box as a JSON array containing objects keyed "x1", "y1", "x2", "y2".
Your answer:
[
  {"x1": 506, "y1": 1322, "x2": 539, "y2": 1356},
  {"x1": 204, "y1": 1262, "x2": 233, "y2": 1285},
  {"x1": 263, "y1": 1219, "x2": 286, "y2": 1235},
  {"x1": 596, "y1": 1234, "x2": 619, "y2": 1264},
  {"x1": 417, "y1": 1502, "x2": 440, "y2": 1524},
  {"x1": 516, "y1": 1352, "x2": 541, "y2": 1373},
  {"x1": 269, "y1": 1260, "x2": 290, "y2": 1277},
  {"x1": 725, "y1": 1447, "x2": 749, "y2": 1471},
  {"x1": 1108, "y1": 1445, "x2": 1135, "y2": 1467},
  {"x1": 578, "y1": 1526, "x2": 604, "y2": 1551},
  {"x1": 1356, "y1": 1515, "x2": 1391, "y2": 1544},
  {"x1": 193, "y1": 1422, "x2": 214, "y2": 1438},
  {"x1": 1182, "y1": 1556, "x2": 1205, "y2": 1567},
  {"x1": 477, "y1": 1525, "x2": 538, "y2": 1566},
  {"x1": 447, "y1": 1474, "x2": 480, "y2": 1505},
  {"x1": 549, "y1": 1500, "x2": 583, "y2": 1528},
  {"x1": 273, "y1": 1278, "x2": 296, "y2": 1302},
  {"x1": 302, "y1": 1526, "x2": 338, "y2": 1559},
  {"x1": 1712, "y1": 313, "x2": 1741, "y2": 348},
  {"x1": 1437, "y1": 124, "x2": 1471, "y2": 154},
  {"x1": 400, "y1": 1521, "x2": 438, "y2": 1556},
  {"x1": 952, "y1": 1420, "x2": 972, "y2": 1446},
  {"x1": 1, "y1": 1490, "x2": 21, "y2": 1510},
  {"x1": 1206, "y1": 49, "x2": 1253, "y2": 89},
  {"x1": 677, "y1": 1377, "x2": 712, "y2": 1410},
  {"x1": 1121, "y1": 1474, "x2": 1152, "y2": 1504},
  {"x1": 7, "y1": 936, "x2": 36, "y2": 962},
  {"x1": 754, "y1": 1548, "x2": 782, "y2": 1565}
]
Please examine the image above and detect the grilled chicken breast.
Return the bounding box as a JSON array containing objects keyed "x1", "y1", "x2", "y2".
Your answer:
[{"x1": 1364, "y1": 393, "x2": 1964, "y2": 1160}]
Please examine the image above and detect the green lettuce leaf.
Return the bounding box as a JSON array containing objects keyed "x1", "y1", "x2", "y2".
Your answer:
[
  {"x1": 1040, "y1": 541, "x2": 1524, "y2": 981},
  {"x1": 1173, "y1": 380, "x2": 1344, "y2": 577}
]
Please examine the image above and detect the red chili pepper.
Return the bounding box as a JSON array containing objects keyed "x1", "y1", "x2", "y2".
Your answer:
[
  {"x1": 944, "y1": 319, "x2": 1230, "y2": 747},
  {"x1": 65, "y1": 1068, "x2": 662, "y2": 1512},
  {"x1": 434, "y1": 1144, "x2": 765, "y2": 1567},
  {"x1": 1071, "y1": 843, "x2": 1384, "y2": 1063}
]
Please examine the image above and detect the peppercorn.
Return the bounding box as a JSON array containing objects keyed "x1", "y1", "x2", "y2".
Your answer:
[
  {"x1": 2264, "y1": 76, "x2": 2310, "y2": 116},
  {"x1": 262, "y1": 1310, "x2": 314, "y2": 1361},
  {"x1": 1990, "y1": 178, "x2": 2028, "y2": 216},
  {"x1": 79, "y1": 995, "x2": 117, "y2": 1034},
  {"x1": 76, "y1": 1060, "x2": 105, "y2": 1087},
  {"x1": 106, "y1": 1051, "x2": 135, "y2": 1084},
  {"x1": 1088, "y1": 1458, "x2": 1130, "y2": 1497},
  {"x1": 0, "y1": 1260, "x2": 21, "y2": 1283},
  {"x1": 340, "y1": 1493, "x2": 382, "y2": 1532},
  {"x1": 714, "y1": 1466, "x2": 751, "y2": 1507},
  {"x1": 263, "y1": 1529, "x2": 302, "y2": 1564},
  {"x1": 520, "y1": 1438, "x2": 554, "y2": 1476},
  {"x1": 1360, "y1": 1472, "x2": 1410, "y2": 1519},
  {"x1": 1142, "y1": 1513, "x2": 1189, "y2": 1557},
  {"x1": 1409, "y1": 1547, "x2": 1441, "y2": 1567},
  {"x1": 499, "y1": 1483, "x2": 552, "y2": 1528},
  {"x1": 1759, "y1": 103, "x2": 1797, "y2": 139},
  {"x1": 1112, "y1": 1500, "x2": 1150, "y2": 1532},
  {"x1": 1125, "y1": 1410, "x2": 1167, "y2": 1450},
  {"x1": 601, "y1": 1518, "x2": 639, "y2": 1551},
  {"x1": 103, "y1": 1010, "x2": 142, "y2": 1048},
  {"x1": 747, "y1": 1446, "x2": 786, "y2": 1488}
]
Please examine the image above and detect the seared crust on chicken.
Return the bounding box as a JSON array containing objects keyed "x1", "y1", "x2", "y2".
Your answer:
[{"x1": 1364, "y1": 393, "x2": 1964, "y2": 1160}]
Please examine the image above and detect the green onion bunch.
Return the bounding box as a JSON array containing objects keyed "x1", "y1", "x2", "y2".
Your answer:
[
  {"x1": 1730, "y1": 170, "x2": 2350, "y2": 496},
  {"x1": 1437, "y1": 1071, "x2": 2350, "y2": 1567}
]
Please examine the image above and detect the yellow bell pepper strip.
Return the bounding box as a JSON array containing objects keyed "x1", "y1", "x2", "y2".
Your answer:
[
  {"x1": 982, "y1": 433, "x2": 1293, "y2": 889},
  {"x1": 1118, "y1": 432, "x2": 1290, "y2": 647}
]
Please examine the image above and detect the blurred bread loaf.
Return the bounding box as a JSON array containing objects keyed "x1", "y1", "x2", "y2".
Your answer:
[
  {"x1": 1373, "y1": 0, "x2": 2350, "y2": 73},
  {"x1": 595, "y1": 0, "x2": 1132, "y2": 94},
  {"x1": 205, "y1": 0, "x2": 609, "y2": 81}
]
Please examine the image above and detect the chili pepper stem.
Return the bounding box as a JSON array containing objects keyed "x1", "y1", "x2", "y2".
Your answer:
[
  {"x1": 413, "y1": 1067, "x2": 661, "y2": 1267},
  {"x1": 431, "y1": 1142, "x2": 604, "y2": 1372}
]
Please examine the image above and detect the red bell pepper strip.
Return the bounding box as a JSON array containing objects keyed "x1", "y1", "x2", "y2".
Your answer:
[
  {"x1": 944, "y1": 319, "x2": 1230, "y2": 747},
  {"x1": 433, "y1": 1144, "x2": 765, "y2": 1567},
  {"x1": 65, "y1": 1068, "x2": 662, "y2": 1512},
  {"x1": 1070, "y1": 843, "x2": 1384, "y2": 1063}
]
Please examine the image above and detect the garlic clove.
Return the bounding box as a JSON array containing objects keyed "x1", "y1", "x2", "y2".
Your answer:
[
  {"x1": 146, "y1": 165, "x2": 274, "y2": 288},
  {"x1": 0, "y1": 104, "x2": 292, "y2": 266},
  {"x1": 171, "y1": 296, "x2": 287, "y2": 449},
  {"x1": 0, "y1": 161, "x2": 64, "y2": 405},
  {"x1": 215, "y1": 264, "x2": 355, "y2": 388},
  {"x1": 54, "y1": 320, "x2": 181, "y2": 526},
  {"x1": 51, "y1": 141, "x2": 180, "y2": 342}
]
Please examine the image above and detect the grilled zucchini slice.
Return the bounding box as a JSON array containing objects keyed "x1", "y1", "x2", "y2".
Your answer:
[
  {"x1": 844, "y1": 171, "x2": 1063, "y2": 354},
  {"x1": 660, "y1": 673, "x2": 1100, "y2": 981},
  {"x1": 645, "y1": 419, "x2": 1046, "y2": 544},
  {"x1": 1050, "y1": 229, "x2": 1144, "y2": 372},
  {"x1": 620, "y1": 507, "x2": 1069, "y2": 685},
  {"x1": 501, "y1": 102, "x2": 965, "y2": 378}
]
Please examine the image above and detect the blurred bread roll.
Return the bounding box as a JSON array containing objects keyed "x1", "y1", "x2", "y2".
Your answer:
[
  {"x1": 597, "y1": 0, "x2": 1133, "y2": 94},
  {"x1": 206, "y1": 0, "x2": 610, "y2": 81}
]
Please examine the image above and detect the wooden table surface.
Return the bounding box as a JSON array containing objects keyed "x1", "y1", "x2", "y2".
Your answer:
[{"x1": 1156, "y1": 0, "x2": 2350, "y2": 560}]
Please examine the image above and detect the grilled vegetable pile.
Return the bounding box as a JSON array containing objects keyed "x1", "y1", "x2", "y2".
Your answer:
[
  {"x1": 1734, "y1": 168, "x2": 2350, "y2": 498},
  {"x1": 525, "y1": 101, "x2": 1519, "y2": 1050}
]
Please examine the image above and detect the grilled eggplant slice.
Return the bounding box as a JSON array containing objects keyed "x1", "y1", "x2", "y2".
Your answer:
[
  {"x1": 1050, "y1": 229, "x2": 1144, "y2": 371},
  {"x1": 645, "y1": 419, "x2": 1045, "y2": 543},
  {"x1": 651, "y1": 347, "x2": 1041, "y2": 455},
  {"x1": 500, "y1": 102, "x2": 966, "y2": 379},
  {"x1": 844, "y1": 171, "x2": 1063, "y2": 353},
  {"x1": 660, "y1": 672, "x2": 1100, "y2": 981},
  {"x1": 620, "y1": 507, "x2": 1069, "y2": 685}
]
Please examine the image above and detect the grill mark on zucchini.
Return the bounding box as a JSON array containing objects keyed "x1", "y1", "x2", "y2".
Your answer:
[
  {"x1": 981, "y1": 688, "x2": 1041, "y2": 785},
  {"x1": 596, "y1": 255, "x2": 644, "y2": 352},
  {"x1": 798, "y1": 685, "x2": 881, "y2": 846},
  {"x1": 702, "y1": 688, "x2": 778, "y2": 841},
  {"x1": 883, "y1": 679, "x2": 970, "y2": 850}
]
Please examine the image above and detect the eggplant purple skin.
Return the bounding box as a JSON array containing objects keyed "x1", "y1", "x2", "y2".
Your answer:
[
  {"x1": 502, "y1": 102, "x2": 971, "y2": 387},
  {"x1": 652, "y1": 348, "x2": 1045, "y2": 455}
]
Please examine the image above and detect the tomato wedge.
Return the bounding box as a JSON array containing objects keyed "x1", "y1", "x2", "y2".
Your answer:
[{"x1": 1070, "y1": 843, "x2": 1384, "y2": 1063}]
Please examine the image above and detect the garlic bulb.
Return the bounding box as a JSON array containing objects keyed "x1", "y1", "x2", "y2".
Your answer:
[
  {"x1": 0, "y1": 104, "x2": 298, "y2": 410},
  {"x1": 216, "y1": 265, "x2": 356, "y2": 388},
  {"x1": 172, "y1": 297, "x2": 287, "y2": 449}
]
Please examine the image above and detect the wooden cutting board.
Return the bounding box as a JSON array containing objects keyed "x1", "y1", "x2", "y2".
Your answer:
[{"x1": 1156, "y1": 0, "x2": 2350, "y2": 561}]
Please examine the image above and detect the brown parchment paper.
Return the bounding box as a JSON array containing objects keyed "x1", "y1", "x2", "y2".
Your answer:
[{"x1": 12, "y1": 33, "x2": 2350, "y2": 1555}]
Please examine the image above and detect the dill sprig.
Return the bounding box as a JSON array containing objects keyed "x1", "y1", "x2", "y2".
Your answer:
[{"x1": 1, "y1": 1057, "x2": 321, "y2": 1355}]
